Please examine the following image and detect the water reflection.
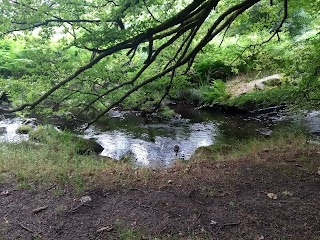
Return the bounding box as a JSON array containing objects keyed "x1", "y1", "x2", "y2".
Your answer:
[{"x1": 85, "y1": 121, "x2": 218, "y2": 166}]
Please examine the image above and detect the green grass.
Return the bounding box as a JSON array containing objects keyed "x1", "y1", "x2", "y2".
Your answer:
[
  {"x1": 228, "y1": 85, "x2": 300, "y2": 108},
  {"x1": 191, "y1": 132, "x2": 312, "y2": 162},
  {"x1": 0, "y1": 126, "x2": 123, "y2": 191}
]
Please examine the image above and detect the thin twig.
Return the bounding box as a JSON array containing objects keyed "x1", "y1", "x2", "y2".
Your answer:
[{"x1": 19, "y1": 223, "x2": 34, "y2": 233}]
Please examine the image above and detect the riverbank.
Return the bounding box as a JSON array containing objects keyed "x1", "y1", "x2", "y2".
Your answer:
[{"x1": 1, "y1": 134, "x2": 320, "y2": 239}]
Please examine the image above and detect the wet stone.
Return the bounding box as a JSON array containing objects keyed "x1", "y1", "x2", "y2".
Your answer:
[{"x1": 0, "y1": 127, "x2": 6, "y2": 135}]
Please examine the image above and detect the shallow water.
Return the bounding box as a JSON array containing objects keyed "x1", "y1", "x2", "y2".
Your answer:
[{"x1": 1, "y1": 107, "x2": 319, "y2": 166}]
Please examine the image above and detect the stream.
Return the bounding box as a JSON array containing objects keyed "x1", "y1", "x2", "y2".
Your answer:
[{"x1": 1, "y1": 105, "x2": 320, "y2": 166}]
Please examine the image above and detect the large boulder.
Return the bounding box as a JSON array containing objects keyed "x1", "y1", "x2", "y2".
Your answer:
[
  {"x1": 22, "y1": 118, "x2": 39, "y2": 127},
  {"x1": 73, "y1": 137, "x2": 104, "y2": 155},
  {"x1": 16, "y1": 118, "x2": 40, "y2": 134},
  {"x1": 29, "y1": 126, "x2": 104, "y2": 155}
]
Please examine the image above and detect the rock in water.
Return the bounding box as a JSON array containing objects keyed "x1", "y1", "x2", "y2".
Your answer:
[
  {"x1": 174, "y1": 144, "x2": 180, "y2": 156},
  {"x1": 0, "y1": 127, "x2": 6, "y2": 135},
  {"x1": 73, "y1": 137, "x2": 104, "y2": 155},
  {"x1": 16, "y1": 125, "x2": 33, "y2": 134}
]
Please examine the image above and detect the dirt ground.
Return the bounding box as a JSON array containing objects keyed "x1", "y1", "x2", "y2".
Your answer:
[
  {"x1": 1, "y1": 147, "x2": 320, "y2": 240},
  {"x1": 227, "y1": 74, "x2": 282, "y2": 97}
]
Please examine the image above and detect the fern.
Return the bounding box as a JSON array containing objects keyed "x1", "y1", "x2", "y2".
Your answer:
[{"x1": 202, "y1": 80, "x2": 230, "y2": 105}]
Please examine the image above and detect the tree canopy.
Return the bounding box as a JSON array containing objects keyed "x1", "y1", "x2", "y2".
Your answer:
[{"x1": 0, "y1": 0, "x2": 318, "y2": 125}]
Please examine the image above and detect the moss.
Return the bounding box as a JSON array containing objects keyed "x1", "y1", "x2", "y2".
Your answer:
[
  {"x1": 29, "y1": 125, "x2": 60, "y2": 141},
  {"x1": 73, "y1": 137, "x2": 104, "y2": 155},
  {"x1": 16, "y1": 124, "x2": 33, "y2": 134}
]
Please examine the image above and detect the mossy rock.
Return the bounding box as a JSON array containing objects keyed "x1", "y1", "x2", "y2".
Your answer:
[
  {"x1": 29, "y1": 125, "x2": 103, "y2": 155},
  {"x1": 73, "y1": 137, "x2": 104, "y2": 155},
  {"x1": 29, "y1": 126, "x2": 61, "y2": 142},
  {"x1": 263, "y1": 78, "x2": 281, "y2": 87},
  {"x1": 16, "y1": 125, "x2": 33, "y2": 134}
]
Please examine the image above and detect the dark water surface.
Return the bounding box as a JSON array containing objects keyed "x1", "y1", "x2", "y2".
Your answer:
[{"x1": 1, "y1": 106, "x2": 319, "y2": 166}]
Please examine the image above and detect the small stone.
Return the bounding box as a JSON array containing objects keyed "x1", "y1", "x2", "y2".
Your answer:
[
  {"x1": 80, "y1": 195, "x2": 92, "y2": 204},
  {"x1": 167, "y1": 180, "x2": 173, "y2": 184},
  {"x1": 96, "y1": 226, "x2": 113, "y2": 233},
  {"x1": 0, "y1": 190, "x2": 9, "y2": 196},
  {"x1": 210, "y1": 220, "x2": 218, "y2": 225},
  {"x1": 267, "y1": 193, "x2": 277, "y2": 200}
]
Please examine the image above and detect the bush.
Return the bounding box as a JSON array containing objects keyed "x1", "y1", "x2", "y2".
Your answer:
[
  {"x1": 194, "y1": 59, "x2": 232, "y2": 82},
  {"x1": 175, "y1": 88, "x2": 203, "y2": 105}
]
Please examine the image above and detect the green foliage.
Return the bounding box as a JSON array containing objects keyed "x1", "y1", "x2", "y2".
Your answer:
[
  {"x1": 0, "y1": 0, "x2": 319, "y2": 118},
  {"x1": 157, "y1": 106, "x2": 176, "y2": 119},
  {"x1": 194, "y1": 59, "x2": 232, "y2": 82},
  {"x1": 229, "y1": 85, "x2": 299, "y2": 108},
  {"x1": 202, "y1": 80, "x2": 230, "y2": 105},
  {"x1": 284, "y1": 10, "x2": 312, "y2": 37},
  {"x1": 175, "y1": 88, "x2": 203, "y2": 105}
]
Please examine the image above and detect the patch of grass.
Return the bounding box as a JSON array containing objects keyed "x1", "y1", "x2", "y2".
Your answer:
[
  {"x1": 1, "y1": 124, "x2": 318, "y2": 193},
  {"x1": 112, "y1": 225, "x2": 211, "y2": 240},
  {"x1": 0, "y1": 124, "x2": 156, "y2": 190},
  {"x1": 175, "y1": 88, "x2": 203, "y2": 105},
  {"x1": 228, "y1": 85, "x2": 299, "y2": 108},
  {"x1": 0, "y1": 128, "x2": 121, "y2": 189},
  {"x1": 191, "y1": 132, "x2": 312, "y2": 163},
  {"x1": 117, "y1": 226, "x2": 144, "y2": 240}
]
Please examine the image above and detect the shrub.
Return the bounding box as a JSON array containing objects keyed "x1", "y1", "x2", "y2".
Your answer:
[
  {"x1": 202, "y1": 80, "x2": 230, "y2": 105},
  {"x1": 175, "y1": 88, "x2": 203, "y2": 105},
  {"x1": 194, "y1": 59, "x2": 232, "y2": 82}
]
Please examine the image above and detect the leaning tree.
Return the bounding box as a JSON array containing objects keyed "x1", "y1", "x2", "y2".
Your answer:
[{"x1": 0, "y1": 0, "x2": 295, "y2": 125}]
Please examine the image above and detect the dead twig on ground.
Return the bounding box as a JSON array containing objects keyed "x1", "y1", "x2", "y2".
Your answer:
[
  {"x1": 32, "y1": 206, "x2": 48, "y2": 214},
  {"x1": 19, "y1": 223, "x2": 34, "y2": 233}
]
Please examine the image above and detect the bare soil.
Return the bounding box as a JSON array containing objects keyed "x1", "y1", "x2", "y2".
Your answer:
[
  {"x1": 1, "y1": 147, "x2": 320, "y2": 239},
  {"x1": 227, "y1": 74, "x2": 282, "y2": 96}
]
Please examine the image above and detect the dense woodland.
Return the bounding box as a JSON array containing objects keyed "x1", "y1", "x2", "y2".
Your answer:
[{"x1": 0, "y1": 0, "x2": 319, "y2": 123}]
